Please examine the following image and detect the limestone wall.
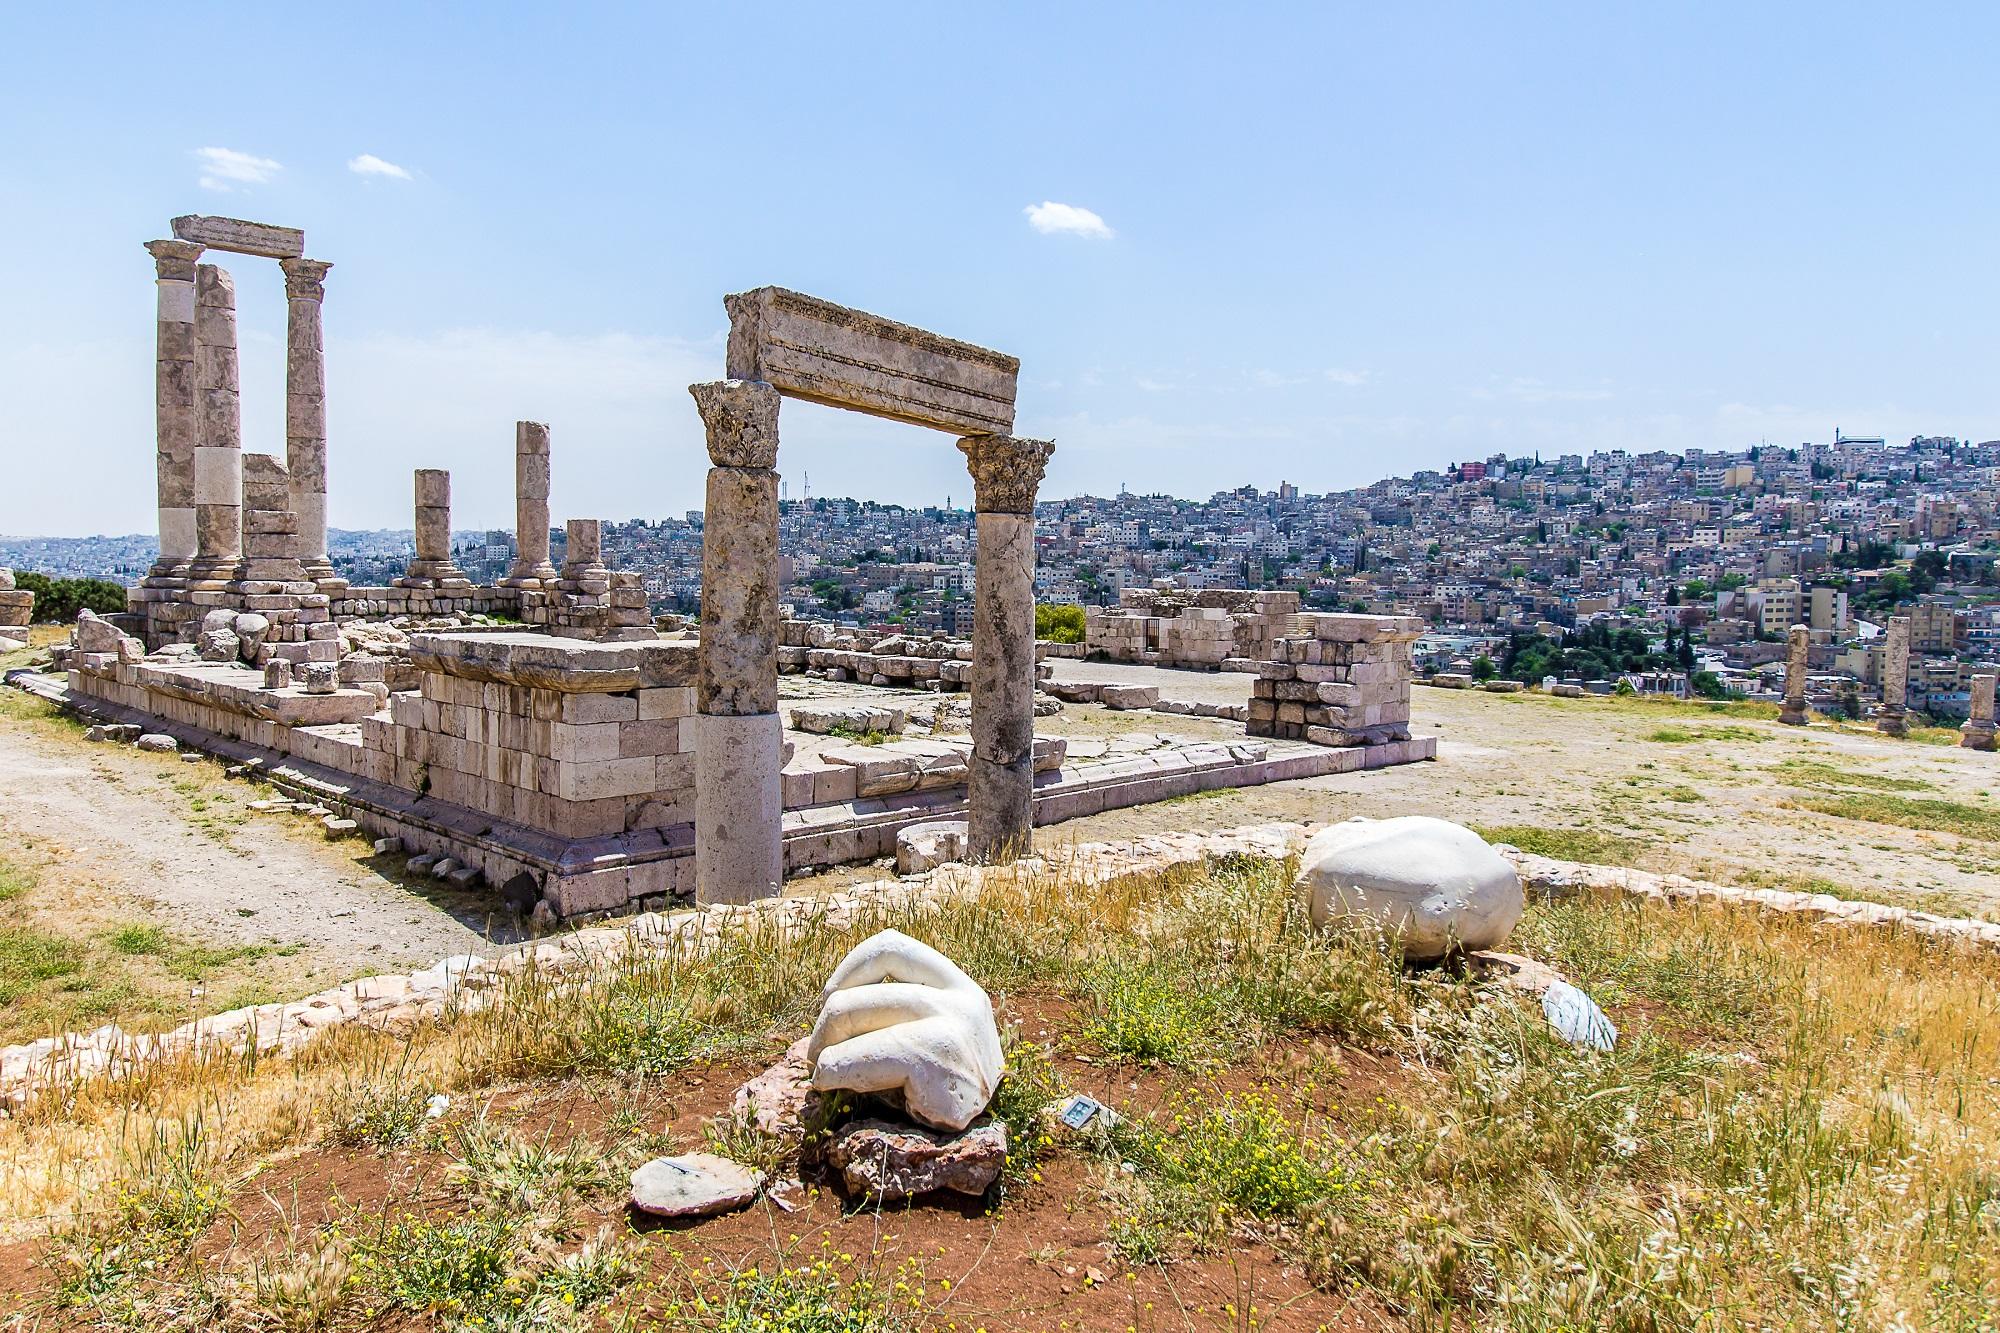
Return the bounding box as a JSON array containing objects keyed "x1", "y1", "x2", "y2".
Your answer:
[{"x1": 1248, "y1": 613, "x2": 1421, "y2": 747}]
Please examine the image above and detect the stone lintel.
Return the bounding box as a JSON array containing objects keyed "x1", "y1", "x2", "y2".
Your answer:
[
  {"x1": 408, "y1": 631, "x2": 696, "y2": 693},
  {"x1": 171, "y1": 214, "x2": 305, "y2": 259},
  {"x1": 724, "y1": 286, "x2": 1017, "y2": 436},
  {"x1": 1299, "y1": 612, "x2": 1427, "y2": 644}
]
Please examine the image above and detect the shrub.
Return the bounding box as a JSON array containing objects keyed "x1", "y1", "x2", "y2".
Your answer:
[
  {"x1": 1034, "y1": 602, "x2": 1086, "y2": 643},
  {"x1": 10, "y1": 572, "x2": 129, "y2": 623}
]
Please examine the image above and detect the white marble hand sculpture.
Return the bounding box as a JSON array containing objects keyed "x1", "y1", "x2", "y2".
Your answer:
[{"x1": 806, "y1": 929, "x2": 1004, "y2": 1132}]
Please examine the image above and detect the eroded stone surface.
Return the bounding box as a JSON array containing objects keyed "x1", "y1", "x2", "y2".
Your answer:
[
  {"x1": 629, "y1": 1152, "x2": 763, "y2": 1218},
  {"x1": 1300, "y1": 815, "x2": 1523, "y2": 959},
  {"x1": 822, "y1": 1118, "x2": 1006, "y2": 1203}
]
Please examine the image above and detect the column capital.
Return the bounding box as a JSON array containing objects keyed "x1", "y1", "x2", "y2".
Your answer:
[
  {"x1": 145, "y1": 238, "x2": 204, "y2": 281},
  {"x1": 279, "y1": 257, "x2": 333, "y2": 302},
  {"x1": 689, "y1": 380, "x2": 780, "y2": 468},
  {"x1": 957, "y1": 434, "x2": 1054, "y2": 515}
]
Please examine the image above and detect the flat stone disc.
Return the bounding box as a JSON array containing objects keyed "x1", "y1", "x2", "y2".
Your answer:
[{"x1": 629, "y1": 1152, "x2": 764, "y2": 1218}]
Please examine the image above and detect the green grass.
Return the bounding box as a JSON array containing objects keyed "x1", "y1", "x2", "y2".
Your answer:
[
  {"x1": 1789, "y1": 791, "x2": 2000, "y2": 843},
  {"x1": 1473, "y1": 824, "x2": 1646, "y2": 864},
  {"x1": 1645, "y1": 723, "x2": 1770, "y2": 744},
  {"x1": 1776, "y1": 758, "x2": 1937, "y2": 792},
  {"x1": 0, "y1": 927, "x2": 85, "y2": 1004},
  {"x1": 107, "y1": 923, "x2": 169, "y2": 956}
]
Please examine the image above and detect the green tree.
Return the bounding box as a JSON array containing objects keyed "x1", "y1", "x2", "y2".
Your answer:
[
  {"x1": 1470, "y1": 655, "x2": 1497, "y2": 681},
  {"x1": 1034, "y1": 603, "x2": 1086, "y2": 644},
  {"x1": 10, "y1": 573, "x2": 128, "y2": 623}
]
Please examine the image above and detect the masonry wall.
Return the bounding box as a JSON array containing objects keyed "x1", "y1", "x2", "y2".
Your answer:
[{"x1": 1247, "y1": 613, "x2": 1422, "y2": 746}]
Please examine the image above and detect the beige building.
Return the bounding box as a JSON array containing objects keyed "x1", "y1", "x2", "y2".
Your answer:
[{"x1": 1808, "y1": 584, "x2": 1850, "y2": 634}]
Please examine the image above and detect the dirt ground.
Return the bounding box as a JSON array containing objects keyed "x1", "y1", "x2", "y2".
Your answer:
[{"x1": 5, "y1": 649, "x2": 1995, "y2": 1048}]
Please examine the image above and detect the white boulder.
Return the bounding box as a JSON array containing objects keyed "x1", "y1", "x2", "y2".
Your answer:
[
  {"x1": 807, "y1": 929, "x2": 1004, "y2": 1133},
  {"x1": 1299, "y1": 815, "x2": 1523, "y2": 960}
]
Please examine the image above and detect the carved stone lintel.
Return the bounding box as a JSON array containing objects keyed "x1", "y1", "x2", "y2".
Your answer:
[
  {"x1": 280, "y1": 257, "x2": 333, "y2": 302},
  {"x1": 957, "y1": 435, "x2": 1054, "y2": 516},
  {"x1": 145, "y1": 238, "x2": 205, "y2": 283},
  {"x1": 690, "y1": 380, "x2": 781, "y2": 469}
]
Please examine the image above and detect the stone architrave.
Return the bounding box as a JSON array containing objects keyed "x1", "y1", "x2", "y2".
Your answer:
[
  {"x1": 958, "y1": 433, "x2": 1054, "y2": 862},
  {"x1": 724, "y1": 287, "x2": 1018, "y2": 436},
  {"x1": 1877, "y1": 615, "x2": 1911, "y2": 738},
  {"x1": 170, "y1": 214, "x2": 305, "y2": 259},
  {"x1": 401, "y1": 469, "x2": 468, "y2": 586},
  {"x1": 280, "y1": 258, "x2": 336, "y2": 582},
  {"x1": 690, "y1": 380, "x2": 784, "y2": 906},
  {"x1": 1779, "y1": 624, "x2": 1810, "y2": 725},
  {"x1": 190, "y1": 264, "x2": 243, "y2": 578},
  {"x1": 1962, "y1": 672, "x2": 1996, "y2": 751},
  {"x1": 504, "y1": 421, "x2": 558, "y2": 584},
  {"x1": 144, "y1": 239, "x2": 204, "y2": 580}
]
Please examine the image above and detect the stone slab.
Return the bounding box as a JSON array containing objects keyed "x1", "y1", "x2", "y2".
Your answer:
[
  {"x1": 724, "y1": 286, "x2": 1018, "y2": 436},
  {"x1": 170, "y1": 214, "x2": 305, "y2": 259},
  {"x1": 408, "y1": 632, "x2": 693, "y2": 693}
]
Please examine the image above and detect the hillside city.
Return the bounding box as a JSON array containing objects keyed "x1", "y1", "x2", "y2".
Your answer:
[{"x1": 8, "y1": 430, "x2": 1998, "y2": 720}]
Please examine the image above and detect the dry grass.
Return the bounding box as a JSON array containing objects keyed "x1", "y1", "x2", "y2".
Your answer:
[{"x1": 0, "y1": 845, "x2": 1995, "y2": 1329}]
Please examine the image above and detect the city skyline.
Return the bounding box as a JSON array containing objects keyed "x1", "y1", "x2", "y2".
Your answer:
[{"x1": 9, "y1": 4, "x2": 2000, "y2": 536}]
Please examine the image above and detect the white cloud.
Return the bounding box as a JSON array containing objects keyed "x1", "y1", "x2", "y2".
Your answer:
[
  {"x1": 1322, "y1": 368, "x2": 1372, "y2": 387},
  {"x1": 349, "y1": 153, "x2": 413, "y2": 181},
  {"x1": 195, "y1": 146, "x2": 281, "y2": 192},
  {"x1": 1024, "y1": 201, "x2": 1114, "y2": 239}
]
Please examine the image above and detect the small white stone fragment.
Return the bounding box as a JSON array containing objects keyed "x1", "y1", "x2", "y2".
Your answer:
[
  {"x1": 1542, "y1": 979, "x2": 1617, "y2": 1050},
  {"x1": 629, "y1": 1153, "x2": 763, "y2": 1218}
]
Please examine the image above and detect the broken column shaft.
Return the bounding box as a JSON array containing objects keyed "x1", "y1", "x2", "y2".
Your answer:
[
  {"x1": 690, "y1": 380, "x2": 783, "y2": 905},
  {"x1": 958, "y1": 433, "x2": 1055, "y2": 862}
]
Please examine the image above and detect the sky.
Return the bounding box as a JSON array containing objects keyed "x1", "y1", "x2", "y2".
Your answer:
[{"x1": 6, "y1": 2, "x2": 2000, "y2": 537}]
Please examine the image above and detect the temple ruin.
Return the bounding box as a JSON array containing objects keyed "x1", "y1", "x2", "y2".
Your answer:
[{"x1": 46, "y1": 216, "x2": 1436, "y2": 921}]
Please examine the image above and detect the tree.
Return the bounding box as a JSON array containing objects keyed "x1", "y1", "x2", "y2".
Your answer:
[
  {"x1": 1470, "y1": 655, "x2": 1497, "y2": 681},
  {"x1": 9, "y1": 573, "x2": 128, "y2": 623},
  {"x1": 1690, "y1": 671, "x2": 1728, "y2": 700},
  {"x1": 1034, "y1": 603, "x2": 1086, "y2": 644},
  {"x1": 1665, "y1": 584, "x2": 1680, "y2": 606}
]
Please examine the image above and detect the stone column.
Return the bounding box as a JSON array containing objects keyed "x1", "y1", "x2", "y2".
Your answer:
[
  {"x1": 1779, "y1": 624, "x2": 1810, "y2": 726},
  {"x1": 560, "y1": 518, "x2": 606, "y2": 580},
  {"x1": 1877, "y1": 615, "x2": 1911, "y2": 738},
  {"x1": 401, "y1": 469, "x2": 468, "y2": 586},
  {"x1": 279, "y1": 258, "x2": 336, "y2": 585},
  {"x1": 1961, "y1": 672, "x2": 1996, "y2": 750},
  {"x1": 690, "y1": 380, "x2": 783, "y2": 905},
  {"x1": 957, "y1": 433, "x2": 1056, "y2": 862},
  {"x1": 504, "y1": 421, "x2": 558, "y2": 584},
  {"x1": 144, "y1": 239, "x2": 203, "y2": 581},
  {"x1": 239, "y1": 454, "x2": 304, "y2": 585},
  {"x1": 189, "y1": 264, "x2": 242, "y2": 580}
]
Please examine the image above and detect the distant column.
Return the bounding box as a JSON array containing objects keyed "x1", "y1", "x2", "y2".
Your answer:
[
  {"x1": 279, "y1": 258, "x2": 336, "y2": 586},
  {"x1": 958, "y1": 433, "x2": 1056, "y2": 862},
  {"x1": 401, "y1": 469, "x2": 469, "y2": 586},
  {"x1": 505, "y1": 421, "x2": 559, "y2": 584},
  {"x1": 144, "y1": 239, "x2": 204, "y2": 581},
  {"x1": 690, "y1": 380, "x2": 783, "y2": 906},
  {"x1": 190, "y1": 264, "x2": 243, "y2": 579},
  {"x1": 1779, "y1": 624, "x2": 1809, "y2": 726},
  {"x1": 1961, "y1": 672, "x2": 1996, "y2": 750},
  {"x1": 1877, "y1": 615, "x2": 1911, "y2": 738}
]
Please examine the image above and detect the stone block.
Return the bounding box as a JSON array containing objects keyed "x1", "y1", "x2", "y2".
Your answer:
[
  {"x1": 724, "y1": 286, "x2": 1017, "y2": 436},
  {"x1": 171, "y1": 214, "x2": 305, "y2": 258}
]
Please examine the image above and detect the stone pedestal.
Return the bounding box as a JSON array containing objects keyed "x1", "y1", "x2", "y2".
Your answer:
[
  {"x1": 1249, "y1": 615, "x2": 1423, "y2": 745},
  {"x1": 238, "y1": 454, "x2": 306, "y2": 585},
  {"x1": 189, "y1": 264, "x2": 242, "y2": 581},
  {"x1": 144, "y1": 239, "x2": 203, "y2": 583},
  {"x1": 1877, "y1": 615, "x2": 1910, "y2": 738},
  {"x1": 399, "y1": 469, "x2": 469, "y2": 588},
  {"x1": 1778, "y1": 623, "x2": 1810, "y2": 726},
  {"x1": 280, "y1": 258, "x2": 338, "y2": 588},
  {"x1": 504, "y1": 420, "x2": 558, "y2": 585},
  {"x1": 691, "y1": 380, "x2": 783, "y2": 904},
  {"x1": 1962, "y1": 672, "x2": 1996, "y2": 751},
  {"x1": 957, "y1": 434, "x2": 1054, "y2": 862}
]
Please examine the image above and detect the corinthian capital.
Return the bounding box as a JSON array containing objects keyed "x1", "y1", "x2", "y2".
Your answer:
[
  {"x1": 145, "y1": 238, "x2": 204, "y2": 282},
  {"x1": 690, "y1": 380, "x2": 781, "y2": 468},
  {"x1": 957, "y1": 435, "x2": 1054, "y2": 515},
  {"x1": 279, "y1": 258, "x2": 334, "y2": 302}
]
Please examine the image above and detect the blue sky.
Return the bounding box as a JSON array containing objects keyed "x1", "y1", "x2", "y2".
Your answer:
[{"x1": 6, "y1": 2, "x2": 2000, "y2": 536}]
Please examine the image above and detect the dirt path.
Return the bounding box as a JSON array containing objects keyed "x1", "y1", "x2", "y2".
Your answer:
[{"x1": 0, "y1": 692, "x2": 511, "y2": 1040}]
